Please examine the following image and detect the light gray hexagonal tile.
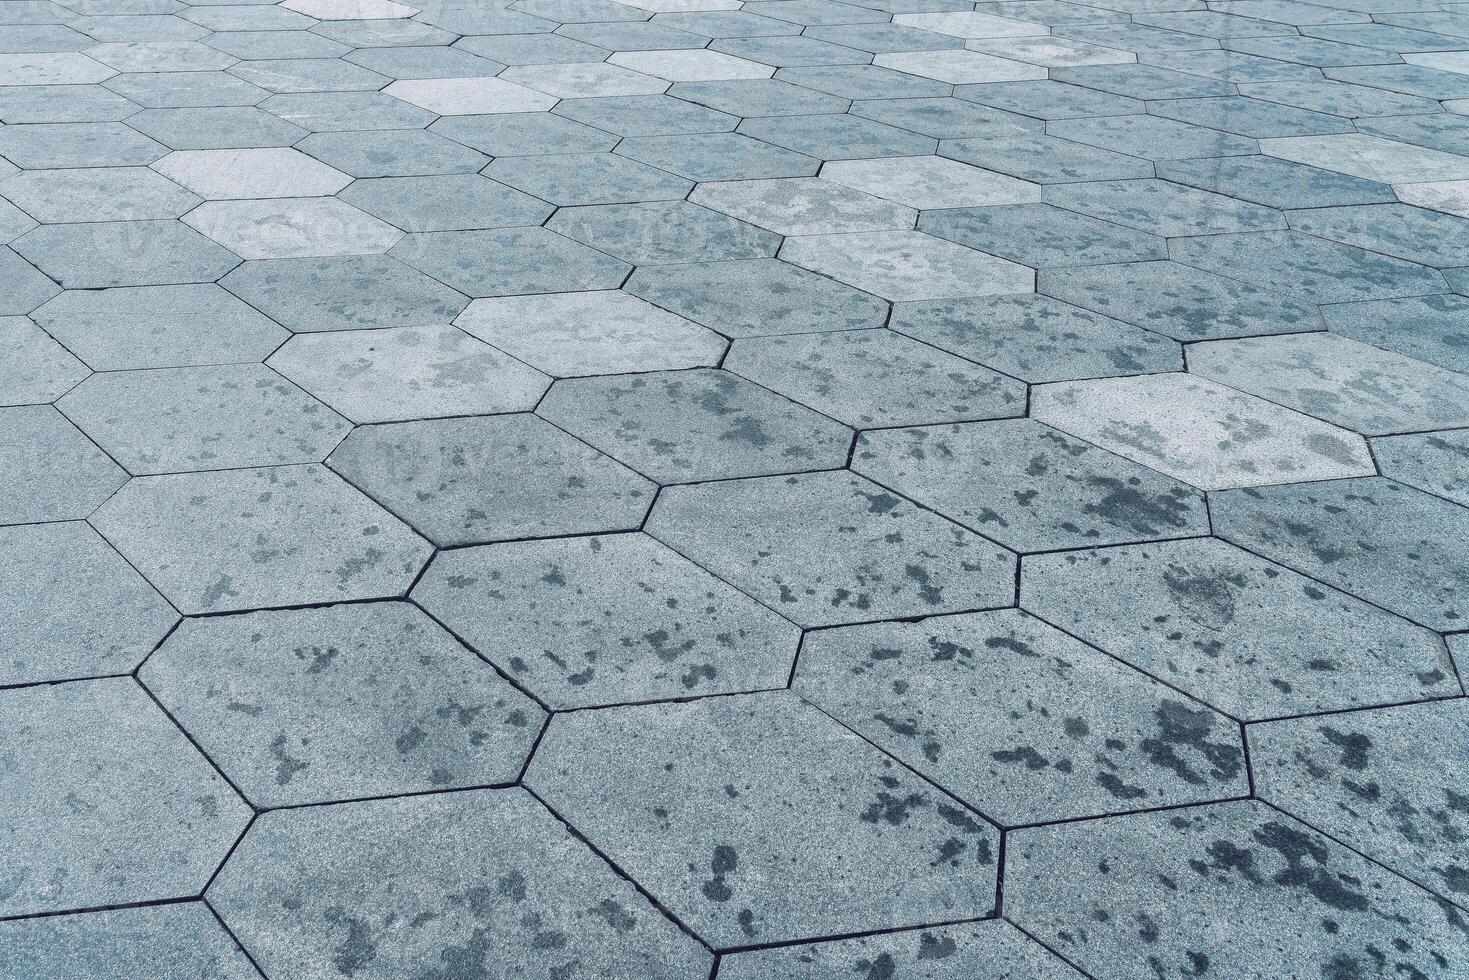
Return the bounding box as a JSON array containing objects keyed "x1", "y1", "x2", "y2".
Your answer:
[
  {"x1": 0, "y1": 315, "x2": 88, "y2": 405},
  {"x1": 0, "y1": 404, "x2": 126, "y2": 525}
]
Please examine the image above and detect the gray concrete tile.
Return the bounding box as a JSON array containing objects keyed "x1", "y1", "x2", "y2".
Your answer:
[
  {"x1": 1043, "y1": 177, "x2": 1286, "y2": 236},
  {"x1": 13, "y1": 219, "x2": 240, "y2": 289},
  {"x1": 920, "y1": 203, "x2": 1169, "y2": 268},
  {"x1": 327, "y1": 414, "x2": 655, "y2": 546},
  {"x1": 781, "y1": 230, "x2": 1034, "y2": 301},
  {"x1": 1, "y1": 166, "x2": 200, "y2": 222},
  {"x1": 485, "y1": 151, "x2": 694, "y2": 207},
  {"x1": 413, "y1": 533, "x2": 800, "y2": 709},
  {"x1": 220, "y1": 254, "x2": 468, "y2": 332},
  {"x1": 1374, "y1": 429, "x2": 1469, "y2": 507},
  {"x1": 336, "y1": 173, "x2": 554, "y2": 232},
  {"x1": 209, "y1": 790, "x2": 712, "y2": 980},
  {"x1": 526, "y1": 691, "x2": 1001, "y2": 948},
  {"x1": 389, "y1": 227, "x2": 631, "y2": 297},
  {"x1": 0, "y1": 314, "x2": 87, "y2": 405},
  {"x1": 0, "y1": 678, "x2": 250, "y2": 916},
  {"x1": 1022, "y1": 537, "x2": 1455, "y2": 720},
  {"x1": 538, "y1": 367, "x2": 852, "y2": 483},
  {"x1": 0, "y1": 904, "x2": 261, "y2": 980},
  {"x1": 90, "y1": 463, "x2": 432, "y2": 614},
  {"x1": 141, "y1": 603, "x2": 545, "y2": 807},
  {"x1": 647, "y1": 470, "x2": 1016, "y2": 626},
  {"x1": 1007, "y1": 800, "x2": 1469, "y2": 979},
  {"x1": 0, "y1": 404, "x2": 127, "y2": 525},
  {"x1": 547, "y1": 201, "x2": 780, "y2": 265},
  {"x1": 690, "y1": 176, "x2": 917, "y2": 236}
]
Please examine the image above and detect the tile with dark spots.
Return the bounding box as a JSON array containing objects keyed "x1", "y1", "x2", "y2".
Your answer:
[
  {"x1": 327, "y1": 414, "x2": 655, "y2": 547},
  {"x1": 919, "y1": 203, "x2": 1168, "y2": 268},
  {"x1": 718, "y1": 919, "x2": 1082, "y2": 978},
  {"x1": 1252, "y1": 700, "x2": 1469, "y2": 905},
  {"x1": 724, "y1": 329, "x2": 1025, "y2": 428},
  {"x1": 0, "y1": 904, "x2": 261, "y2": 980},
  {"x1": 209, "y1": 790, "x2": 713, "y2": 980},
  {"x1": 0, "y1": 404, "x2": 127, "y2": 525},
  {"x1": 1212, "y1": 476, "x2": 1469, "y2": 632},
  {"x1": 141, "y1": 603, "x2": 545, "y2": 808},
  {"x1": 546, "y1": 200, "x2": 780, "y2": 265},
  {"x1": 1374, "y1": 429, "x2": 1469, "y2": 507},
  {"x1": 1021, "y1": 538, "x2": 1456, "y2": 720},
  {"x1": 219, "y1": 254, "x2": 469, "y2": 333},
  {"x1": 890, "y1": 293, "x2": 1183, "y2": 382},
  {"x1": 1007, "y1": 800, "x2": 1469, "y2": 979},
  {"x1": 1189, "y1": 332, "x2": 1469, "y2": 436},
  {"x1": 537, "y1": 368, "x2": 852, "y2": 484},
  {"x1": 412, "y1": 533, "x2": 800, "y2": 710},
  {"x1": 1, "y1": 521, "x2": 177, "y2": 687},
  {"x1": 854, "y1": 419, "x2": 1208, "y2": 552},
  {"x1": 796, "y1": 609, "x2": 1247, "y2": 825},
  {"x1": 90, "y1": 463, "x2": 432, "y2": 615},
  {"x1": 1320, "y1": 294, "x2": 1469, "y2": 375},
  {"x1": 0, "y1": 678, "x2": 251, "y2": 917},
  {"x1": 647, "y1": 470, "x2": 1016, "y2": 627},
  {"x1": 526, "y1": 691, "x2": 1001, "y2": 949}
]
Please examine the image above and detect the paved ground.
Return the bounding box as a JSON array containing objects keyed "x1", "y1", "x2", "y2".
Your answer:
[{"x1": 3, "y1": 0, "x2": 1469, "y2": 977}]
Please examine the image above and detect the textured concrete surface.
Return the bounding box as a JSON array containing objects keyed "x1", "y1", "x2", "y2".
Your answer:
[{"x1": 3, "y1": 0, "x2": 1469, "y2": 976}]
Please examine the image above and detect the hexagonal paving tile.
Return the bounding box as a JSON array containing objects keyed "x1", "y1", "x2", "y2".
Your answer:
[
  {"x1": 327, "y1": 414, "x2": 655, "y2": 546},
  {"x1": 797, "y1": 609, "x2": 1247, "y2": 825},
  {"x1": 1006, "y1": 801, "x2": 1469, "y2": 978},
  {"x1": 0, "y1": 904, "x2": 261, "y2": 980},
  {"x1": 209, "y1": 790, "x2": 712, "y2": 979},
  {"x1": 141, "y1": 603, "x2": 545, "y2": 808},
  {"x1": 151, "y1": 147, "x2": 352, "y2": 199},
  {"x1": 0, "y1": 166, "x2": 201, "y2": 222},
  {"x1": 413, "y1": 533, "x2": 799, "y2": 709},
  {"x1": 58, "y1": 363, "x2": 350, "y2": 475},
  {"x1": 0, "y1": 315, "x2": 88, "y2": 406},
  {"x1": 2, "y1": 521, "x2": 176, "y2": 687},
  {"x1": 454, "y1": 291, "x2": 725, "y2": 377},
  {"x1": 855, "y1": 419, "x2": 1209, "y2": 553},
  {"x1": 1032, "y1": 374, "x2": 1376, "y2": 490},
  {"x1": 0, "y1": 678, "x2": 251, "y2": 916},
  {"x1": 547, "y1": 200, "x2": 781, "y2": 265},
  {"x1": 1022, "y1": 537, "x2": 1456, "y2": 720},
  {"x1": 1252, "y1": 699, "x2": 1469, "y2": 903},
  {"x1": 90, "y1": 464, "x2": 432, "y2": 615},
  {"x1": 780, "y1": 230, "x2": 1034, "y2": 302},
  {"x1": 1212, "y1": 476, "x2": 1469, "y2": 632},
  {"x1": 389, "y1": 228, "x2": 631, "y2": 298},
  {"x1": 183, "y1": 198, "x2": 403, "y2": 260},
  {"x1": 13, "y1": 219, "x2": 240, "y2": 289},
  {"x1": 527, "y1": 691, "x2": 1001, "y2": 949},
  {"x1": 1373, "y1": 429, "x2": 1469, "y2": 507},
  {"x1": 336, "y1": 173, "x2": 554, "y2": 232},
  {"x1": 220, "y1": 254, "x2": 468, "y2": 333},
  {"x1": 647, "y1": 470, "x2": 1016, "y2": 627},
  {"x1": 267, "y1": 324, "x2": 548, "y2": 424},
  {"x1": 0, "y1": 405, "x2": 126, "y2": 525}
]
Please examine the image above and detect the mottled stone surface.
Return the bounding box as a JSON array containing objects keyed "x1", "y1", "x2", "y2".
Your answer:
[
  {"x1": 414, "y1": 534, "x2": 799, "y2": 709},
  {"x1": 0, "y1": 678, "x2": 250, "y2": 916},
  {"x1": 0, "y1": 904, "x2": 261, "y2": 980},
  {"x1": 649, "y1": 470, "x2": 1016, "y2": 627},
  {"x1": 210, "y1": 790, "x2": 713, "y2": 980},
  {"x1": 1007, "y1": 801, "x2": 1469, "y2": 978},
  {"x1": 142, "y1": 604, "x2": 545, "y2": 807},
  {"x1": 0, "y1": 404, "x2": 127, "y2": 524},
  {"x1": 528, "y1": 692, "x2": 1000, "y2": 948},
  {"x1": 796, "y1": 610, "x2": 1247, "y2": 824}
]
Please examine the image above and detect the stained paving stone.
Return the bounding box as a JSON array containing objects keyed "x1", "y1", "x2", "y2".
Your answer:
[
  {"x1": 141, "y1": 603, "x2": 545, "y2": 808},
  {"x1": 1039, "y1": 260, "x2": 1323, "y2": 340},
  {"x1": 538, "y1": 368, "x2": 851, "y2": 483},
  {"x1": 821, "y1": 154, "x2": 1043, "y2": 209},
  {"x1": 689, "y1": 176, "x2": 916, "y2": 236},
  {"x1": 1021, "y1": 537, "x2": 1456, "y2": 720},
  {"x1": 548, "y1": 200, "x2": 780, "y2": 265},
  {"x1": 623, "y1": 257, "x2": 888, "y2": 338},
  {"x1": 0, "y1": 166, "x2": 200, "y2": 223},
  {"x1": 433, "y1": 111, "x2": 620, "y2": 157},
  {"x1": 796, "y1": 609, "x2": 1248, "y2": 824},
  {"x1": 1251, "y1": 700, "x2": 1469, "y2": 902},
  {"x1": 717, "y1": 921, "x2": 1082, "y2": 979},
  {"x1": 0, "y1": 405, "x2": 127, "y2": 525},
  {"x1": 781, "y1": 230, "x2": 1033, "y2": 301},
  {"x1": 890, "y1": 293, "x2": 1183, "y2": 382},
  {"x1": 920, "y1": 203, "x2": 1169, "y2": 268},
  {"x1": 0, "y1": 678, "x2": 251, "y2": 916},
  {"x1": 220, "y1": 254, "x2": 468, "y2": 333},
  {"x1": 183, "y1": 198, "x2": 404, "y2": 261},
  {"x1": 616, "y1": 131, "x2": 820, "y2": 181},
  {"x1": 1, "y1": 521, "x2": 177, "y2": 686},
  {"x1": 267, "y1": 324, "x2": 550, "y2": 423},
  {"x1": 553, "y1": 93, "x2": 738, "y2": 137},
  {"x1": 855, "y1": 418, "x2": 1207, "y2": 554},
  {"x1": 724, "y1": 329, "x2": 1024, "y2": 428},
  {"x1": 1374, "y1": 429, "x2": 1469, "y2": 507},
  {"x1": 0, "y1": 903, "x2": 262, "y2": 980},
  {"x1": 151, "y1": 146, "x2": 350, "y2": 199},
  {"x1": 1157, "y1": 154, "x2": 1397, "y2": 209},
  {"x1": 0, "y1": 315, "x2": 87, "y2": 405},
  {"x1": 327, "y1": 414, "x2": 655, "y2": 546},
  {"x1": 1043, "y1": 177, "x2": 1287, "y2": 237},
  {"x1": 1288, "y1": 202, "x2": 1469, "y2": 270},
  {"x1": 1212, "y1": 476, "x2": 1469, "y2": 632},
  {"x1": 297, "y1": 129, "x2": 490, "y2": 178},
  {"x1": 1006, "y1": 800, "x2": 1469, "y2": 979},
  {"x1": 1032, "y1": 373, "x2": 1376, "y2": 490},
  {"x1": 263, "y1": 91, "x2": 436, "y2": 132},
  {"x1": 208, "y1": 790, "x2": 713, "y2": 980},
  {"x1": 1189, "y1": 332, "x2": 1469, "y2": 436},
  {"x1": 13, "y1": 220, "x2": 240, "y2": 289},
  {"x1": 58, "y1": 363, "x2": 349, "y2": 475},
  {"x1": 485, "y1": 152, "x2": 694, "y2": 207},
  {"x1": 527, "y1": 691, "x2": 1001, "y2": 948},
  {"x1": 455, "y1": 291, "x2": 725, "y2": 377},
  {"x1": 647, "y1": 470, "x2": 1016, "y2": 627},
  {"x1": 413, "y1": 533, "x2": 800, "y2": 709},
  {"x1": 940, "y1": 131, "x2": 1155, "y2": 184},
  {"x1": 90, "y1": 463, "x2": 432, "y2": 615},
  {"x1": 389, "y1": 227, "x2": 631, "y2": 297},
  {"x1": 0, "y1": 121, "x2": 166, "y2": 168}
]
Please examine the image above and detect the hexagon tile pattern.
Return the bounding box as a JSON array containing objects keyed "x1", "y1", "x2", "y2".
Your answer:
[{"x1": 4, "y1": 2, "x2": 1469, "y2": 977}]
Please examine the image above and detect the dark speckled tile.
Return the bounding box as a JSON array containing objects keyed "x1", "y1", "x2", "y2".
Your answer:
[
  {"x1": 526, "y1": 691, "x2": 1001, "y2": 949},
  {"x1": 1007, "y1": 800, "x2": 1469, "y2": 978}
]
